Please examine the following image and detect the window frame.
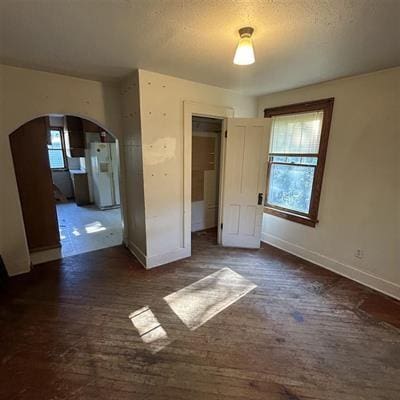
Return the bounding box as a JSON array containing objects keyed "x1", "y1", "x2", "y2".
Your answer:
[
  {"x1": 47, "y1": 127, "x2": 68, "y2": 170},
  {"x1": 264, "y1": 98, "x2": 334, "y2": 227}
]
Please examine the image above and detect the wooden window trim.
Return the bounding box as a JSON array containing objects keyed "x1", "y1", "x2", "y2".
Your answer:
[{"x1": 264, "y1": 97, "x2": 334, "y2": 227}]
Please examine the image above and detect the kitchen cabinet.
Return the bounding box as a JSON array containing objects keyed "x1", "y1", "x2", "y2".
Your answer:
[{"x1": 66, "y1": 116, "x2": 85, "y2": 157}]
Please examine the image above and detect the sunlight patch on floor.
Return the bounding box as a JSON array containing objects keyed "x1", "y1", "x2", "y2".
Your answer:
[
  {"x1": 129, "y1": 306, "x2": 170, "y2": 353},
  {"x1": 56, "y1": 202, "x2": 122, "y2": 257},
  {"x1": 84, "y1": 221, "x2": 106, "y2": 234},
  {"x1": 164, "y1": 267, "x2": 256, "y2": 330}
]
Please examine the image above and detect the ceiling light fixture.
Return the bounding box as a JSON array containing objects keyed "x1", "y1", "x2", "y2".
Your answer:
[{"x1": 233, "y1": 27, "x2": 255, "y2": 65}]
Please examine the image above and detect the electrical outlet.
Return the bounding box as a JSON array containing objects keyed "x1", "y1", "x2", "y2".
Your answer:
[{"x1": 355, "y1": 249, "x2": 364, "y2": 259}]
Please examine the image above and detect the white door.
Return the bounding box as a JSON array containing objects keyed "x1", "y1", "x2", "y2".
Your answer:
[{"x1": 221, "y1": 118, "x2": 271, "y2": 248}]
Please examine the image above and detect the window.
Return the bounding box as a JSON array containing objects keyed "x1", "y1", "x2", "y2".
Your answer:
[
  {"x1": 47, "y1": 128, "x2": 66, "y2": 169},
  {"x1": 264, "y1": 98, "x2": 334, "y2": 227}
]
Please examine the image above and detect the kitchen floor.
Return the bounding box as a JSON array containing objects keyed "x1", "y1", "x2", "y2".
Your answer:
[{"x1": 56, "y1": 202, "x2": 123, "y2": 257}]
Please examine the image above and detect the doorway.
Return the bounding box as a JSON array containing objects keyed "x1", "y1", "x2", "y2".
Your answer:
[
  {"x1": 184, "y1": 102, "x2": 272, "y2": 256},
  {"x1": 191, "y1": 116, "x2": 223, "y2": 243},
  {"x1": 9, "y1": 115, "x2": 123, "y2": 264}
]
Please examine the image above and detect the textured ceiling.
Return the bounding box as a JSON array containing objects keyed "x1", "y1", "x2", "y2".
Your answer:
[{"x1": 1, "y1": 0, "x2": 399, "y2": 95}]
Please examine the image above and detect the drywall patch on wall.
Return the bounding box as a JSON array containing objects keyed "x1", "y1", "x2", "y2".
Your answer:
[
  {"x1": 0, "y1": 64, "x2": 124, "y2": 276},
  {"x1": 258, "y1": 67, "x2": 400, "y2": 296}
]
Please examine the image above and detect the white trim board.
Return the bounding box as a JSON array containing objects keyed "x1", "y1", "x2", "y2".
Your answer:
[
  {"x1": 127, "y1": 240, "x2": 147, "y2": 268},
  {"x1": 30, "y1": 248, "x2": 61, "y2": 266},
  {"x1": 261, "y1": 232, "x2": 400, "y2": 301},
  {"x1": 146, "y1": 248, "x2": 191, "y2": 269},
  {"x1": 128, "y1": 241, "x2": 190, "y2": 270}
]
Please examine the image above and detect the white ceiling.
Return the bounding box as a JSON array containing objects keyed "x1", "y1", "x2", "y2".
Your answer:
[{"x1": 1, "y1": 0, "x2": 399, "y2": 95}]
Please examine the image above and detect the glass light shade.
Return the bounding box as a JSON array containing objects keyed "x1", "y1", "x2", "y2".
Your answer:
[{"x1": 233, "y1": 37, "x2": 255, "y2": 65}]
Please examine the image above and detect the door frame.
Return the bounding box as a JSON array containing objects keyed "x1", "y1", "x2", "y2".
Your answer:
[{"x1": 183, "y1": 102, "x2": 234, "y2": 253}]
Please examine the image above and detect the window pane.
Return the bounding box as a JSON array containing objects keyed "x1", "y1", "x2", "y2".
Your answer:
[
  {"x1": 48, "y1": 149, "x2": 65, "y2": 168},
  {"x1": 300, "y1": 156, "x2": 318, "y2": 165},
  {"x1": 272, "y1": 156, "x2": 288, "y2": 163},
  {"x1": 48, "y1": 130, "x2": 62, "y2": 149},
  {"x1": 267, "y1": 164, "x2": 315, "y2": 214},
  {"x1": 270, "y1": 156, "x2": 318, "y2": 166},
  {"x1": 270, "y1": 111, "x2": 323, "y2": 154}
]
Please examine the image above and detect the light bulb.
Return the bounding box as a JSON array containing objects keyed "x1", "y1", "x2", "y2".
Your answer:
[{"x1": 233, "y1": 27, "x2": 255, "y2": 65}]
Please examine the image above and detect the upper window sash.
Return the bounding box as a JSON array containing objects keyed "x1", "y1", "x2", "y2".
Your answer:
[{"x1": 269, "y1": 111, "x2": 324, "y2": 155}]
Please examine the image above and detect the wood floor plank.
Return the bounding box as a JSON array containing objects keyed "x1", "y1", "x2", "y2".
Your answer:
[{"x1": 1, "y1": 230, "x2": 399, "y2": 399}]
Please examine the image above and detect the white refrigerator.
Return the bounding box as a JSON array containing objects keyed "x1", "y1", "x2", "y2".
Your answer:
[{"x1": 90, "y1": 142, "x2": 120, "y2": 209}]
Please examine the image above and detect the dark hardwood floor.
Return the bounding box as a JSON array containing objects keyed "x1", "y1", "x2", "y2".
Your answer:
[{"x1": 1, "y1": 230, "x2": 399, "y2": 400}]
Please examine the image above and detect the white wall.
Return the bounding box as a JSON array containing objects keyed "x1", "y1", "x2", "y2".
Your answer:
[
  {"x1": 258, "y1": 67, "x2": 400, "y2": 299},
  {"x1": 137, "y1": 69, "x2": 257, "y2": 267},
  {"x1": 0, "y1": 64, "x2": 125, "y2": 276},
  {"x1": 3, "y1": 63, "x2": 397, "y2": 301}
]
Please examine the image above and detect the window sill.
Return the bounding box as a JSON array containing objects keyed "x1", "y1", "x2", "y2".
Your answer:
[{"x1": 263, "y1": 206, "x2": 317, "y2": 227}]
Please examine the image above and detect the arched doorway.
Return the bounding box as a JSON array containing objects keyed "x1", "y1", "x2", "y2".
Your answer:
[{"x1": 9, "y1": 114, "x2": 123, "y2": 264}]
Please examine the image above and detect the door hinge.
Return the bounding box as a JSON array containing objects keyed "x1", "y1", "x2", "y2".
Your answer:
[
  {"x1": 224, "y1": 130, "x2": 227, "y2": 138},
  {"x1": 220, "y1": 223, "x2": 223, "y2": 230}
]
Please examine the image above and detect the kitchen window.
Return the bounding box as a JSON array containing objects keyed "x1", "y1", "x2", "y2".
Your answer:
[
  {"x1": 48, "y1": 128, "x2": 67, "y2": 169},
  {"x1": 264, "y1": 98, "x2": 334, "y2": 227}
]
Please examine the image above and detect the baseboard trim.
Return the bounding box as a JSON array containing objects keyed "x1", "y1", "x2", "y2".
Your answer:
[
  {"x1": 128, "y1": 240, "x2": 191, "y2": 270},
  {"x1": 261, "y1": 232, "x2": 400, "y2": 300},
  {"x1": 127, "y1": 241, "x2": 147, "y2": 268},
  {"x1": 30, "y1": 247, "x2": 62, "y2": 266},
  {"x1": 146, "y1": 247, "x2": 191, "y2": 269}
]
